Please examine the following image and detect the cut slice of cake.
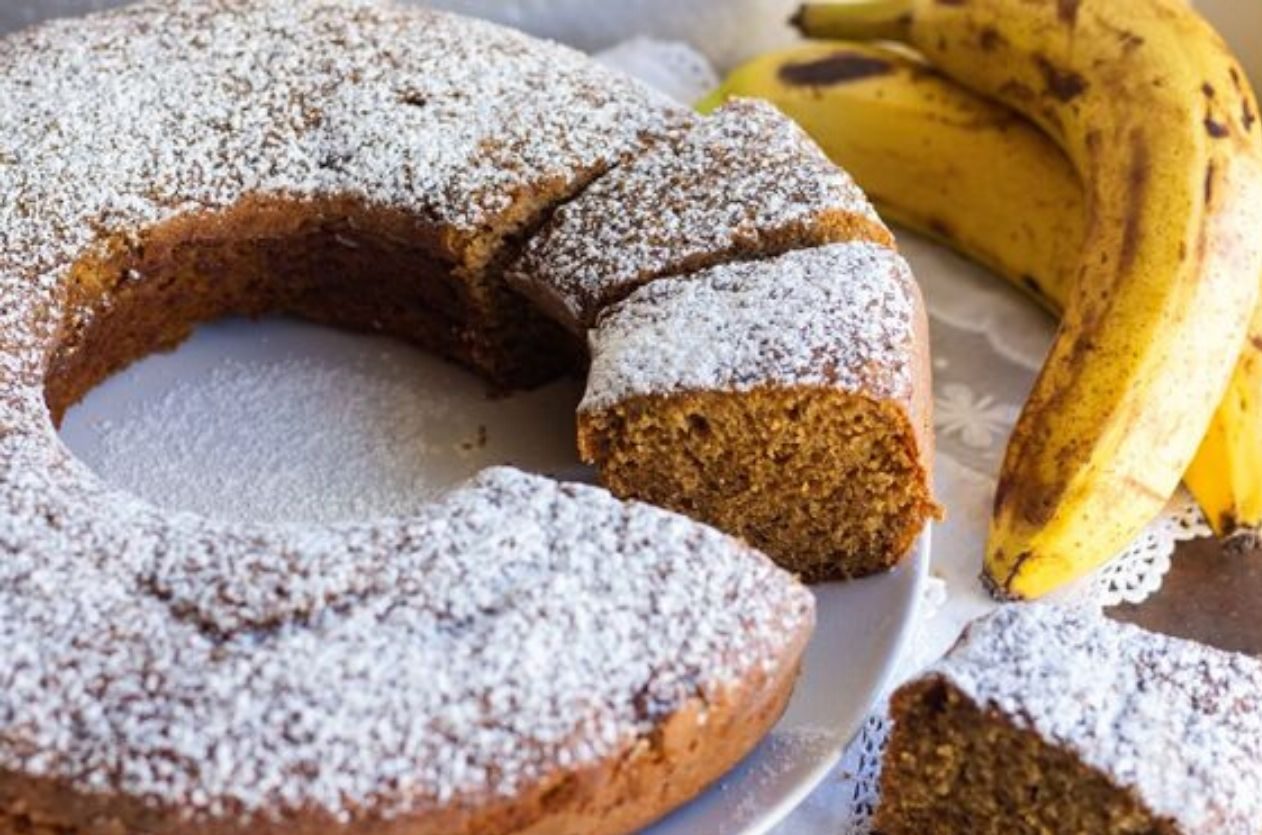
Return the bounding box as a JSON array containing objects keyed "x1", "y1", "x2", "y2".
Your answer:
[
  {"x1": 577, "y1": 242, "x2": 939, "y2": 581},
  {"x1": 879, "y1": 604, "x2": 1262, "y2": 835},
  {"x1": 509, "y1": 98, "x2": 894, "y2": 333}
]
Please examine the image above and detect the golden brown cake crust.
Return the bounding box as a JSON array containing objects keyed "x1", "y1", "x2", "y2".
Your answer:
[{"x1": 0, "y1": 625, "x2": 809, "y2": 835}]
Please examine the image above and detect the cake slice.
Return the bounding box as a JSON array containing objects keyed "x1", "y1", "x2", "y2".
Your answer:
[
  {"x1": 879, "y1": 604, "x2": 1262, "y2": 835},
  {"x1": 578, "y1": 243, "x2": 939, "y2": 581},
  {"x1": 509, "y1": 98, "x2": 893, "y2": 333}
]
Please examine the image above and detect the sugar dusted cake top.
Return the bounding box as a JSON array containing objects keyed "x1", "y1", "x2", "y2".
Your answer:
[
  {"x1": 581, "y1": 242, "x2": 921, "y2": 412},
  {"x1": 513, "y1": 98, "x2": 890, "y2": 331},
  {"x1": 0, "y1": 461, "x2": 813, "y2": 821},
  {"x1": 0, "y1": 0, "x2": 683, "y2": 289}
]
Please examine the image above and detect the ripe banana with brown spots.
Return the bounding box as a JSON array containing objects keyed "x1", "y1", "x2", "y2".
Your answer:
[{"x1": 779, "y1": 0, "x2": 1262, "y2": 598}]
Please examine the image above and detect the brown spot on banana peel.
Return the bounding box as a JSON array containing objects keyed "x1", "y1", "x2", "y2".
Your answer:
[
  {"x1": 1034, "y1": 55, "x2": 1088, "y2": 102},
  {"x1": 1118, "y1": 132, "x2": 1151, "y2": 276},
  {"x1": 1204, "y1": 162, "x2": 1216, "y2": 207},
  {"x1": 1205, "y1": 116, "x2": 1230, "y2": 138},
  {"x1": 1118, "y1": 32, "x2": 1145, "y2": 51},
  {"x1": 1250, "y1": 335, "x2": 1262, "y2": 352},
  {"x1": 1096, "y1": 18, "x2": 1144, "y2": 51},
  {"x1": 980, "y1": 567, "x2": 1021, "y2": 601},
  {"x1": 1021, "y1": 275, "x2": 1047, "y2": 298},
  {"x1": 999, "y1": 79, "x2": 1038, "y2": 104},
  {"x1": 926, "y1": 216, "x2": 956, "y2": 241},
  {"x1": 1057, "y1": 0, "x2": 1080, "y2": 26},
  {"x1": 777, "y1": 53, "x2": 894, "y2": 87},
  {"x1": 979, "y1": 26, "x2": 1005, "y2": 51},
  {"x1": 997, "y1": 467, "x2": 1061, "y2": 528},
  {"x1": 1001, "y1": 551, "x2": 1034, "y2": 598},
  {"x1": 1243, "y1": 99, "x2": 1257, "y2": 133}
]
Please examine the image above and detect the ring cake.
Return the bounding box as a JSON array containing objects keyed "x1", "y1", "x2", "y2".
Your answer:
[{"x1": 0, "y1": 0, "x2": 935, "y2": 831}]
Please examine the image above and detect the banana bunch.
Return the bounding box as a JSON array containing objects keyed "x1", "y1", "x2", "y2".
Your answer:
[{"x1": 707, "y1": 0, "x2": 1262, "y2": 598}]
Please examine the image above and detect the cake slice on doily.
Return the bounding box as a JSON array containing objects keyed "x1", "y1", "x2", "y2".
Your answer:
[{"x1": 878, "y1": 604, "x2": 1262, "y2": 834}]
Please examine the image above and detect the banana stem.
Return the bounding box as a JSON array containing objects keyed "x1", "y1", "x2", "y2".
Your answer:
[{"x1": 791, "y1": 1, "x2": 914, "y2": 42}]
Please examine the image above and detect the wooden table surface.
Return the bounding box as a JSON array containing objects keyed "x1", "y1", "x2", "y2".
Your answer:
[{"x1": 1110, "y1": 537, "x2": 1262, "y2": 657}]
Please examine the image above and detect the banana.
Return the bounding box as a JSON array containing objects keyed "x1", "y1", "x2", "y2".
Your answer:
[
  {"x1": 1184, "y1": 305, "x2": 1262, "y2": 546},
  {"x1": 707, "y1": 39, "x2": 1262, "y2": 545},
  {"x1": 790, "y1": 0, "x2": 915, "y2": 42},
  {"x1": 784, "y1": 0, "x2": 1262, "y2": 598}
]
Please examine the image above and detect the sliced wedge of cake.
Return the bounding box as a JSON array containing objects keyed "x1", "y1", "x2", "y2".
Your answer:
[
  {"x1": 578, "y1": 242, "x2": 939, "y2": 580},
  {"x1": 879, "y1": 604, "x2": 1262, "y2": 835}
]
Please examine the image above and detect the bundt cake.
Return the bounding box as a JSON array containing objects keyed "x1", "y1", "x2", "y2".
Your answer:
[
  {"x1": 578, "y1": 243, "x2": 939, "y2": 580},
  {"x1": 0, "y1": 0, "x2": 936, "y2": 829},
  {"x1": 509, "y1": 97, "x2": 894, "y2": 332},
  {"x1": 878, "y1": 605, "x2": 1262, "y2": 834},
  {"x1": 0, "y1": 2, "x2": 815, "y2": 832}
]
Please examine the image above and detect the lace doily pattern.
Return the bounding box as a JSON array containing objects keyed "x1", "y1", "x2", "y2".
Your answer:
[{"x1": 1076, "y1": 490, "x2": 1212, "y2": 608}]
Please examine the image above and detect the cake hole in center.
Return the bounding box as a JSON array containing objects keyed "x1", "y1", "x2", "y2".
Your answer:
[{"x1": 59, "y1": 317, "x2": 588, "y2": 525}]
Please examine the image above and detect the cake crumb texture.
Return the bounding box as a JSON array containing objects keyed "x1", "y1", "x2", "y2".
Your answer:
[
  {"x1": 878, "y1": 604, "x2": 1262, "y2": 835},
  {"x1": 578, "y1": 243, "x2": 938, "y2": 579}
]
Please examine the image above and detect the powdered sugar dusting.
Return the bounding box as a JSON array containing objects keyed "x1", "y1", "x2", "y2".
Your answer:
[
  {"x1": 82, "y1": 356, "x2": 456, "y2": 522},
  {"x1": 927, "y1": 604, "x2": 1262, "y2": 834},
  {"x1": 64, "y1": 323, "x2": 586, "y2": 525},
  {"x1": 0, "y1": 0, "x2": 683, "y2": 287},
  {"x1": 0, "y1": 0, "x2": 813, "y2": 825},
  {"x1": 0, "y1": 427, "x2": 813, "y2": 822},
  {"x1": 511, "y1": 98, "x2": 886, "y2": 331},
  {"x1": 581, "y1": 243, "x2": 919, "y2": 412}
]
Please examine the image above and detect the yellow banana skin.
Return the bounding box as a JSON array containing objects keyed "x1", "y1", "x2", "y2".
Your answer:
[
  {"x1": 1185, "y1": 306, "x2": 1262, "y2": 544},
  {"x1": 708, "y1": 40, "x2": 1262, "y2": 545},
  {"x1": 790, "y1": 0, "x2": 1262, "y2": 598}
]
